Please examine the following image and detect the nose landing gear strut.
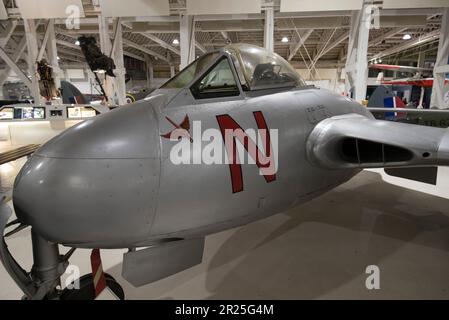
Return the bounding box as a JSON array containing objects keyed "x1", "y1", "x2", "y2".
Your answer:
[{"x1": 0, "y1": 195, "x2": 124, "y2": 300}]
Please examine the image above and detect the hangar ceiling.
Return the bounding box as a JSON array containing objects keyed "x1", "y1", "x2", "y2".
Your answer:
[{"x1": 0, "y1": 0, "x2": 446, "y2": 77}]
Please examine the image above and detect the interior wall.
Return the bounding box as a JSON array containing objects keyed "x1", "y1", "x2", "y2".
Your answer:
[
  {"x1": 295, "y1": 68, "x2": 398, "y2": 96},
  {"x1": 296, "y1": 68, "x2": 345, "y2": 95}
]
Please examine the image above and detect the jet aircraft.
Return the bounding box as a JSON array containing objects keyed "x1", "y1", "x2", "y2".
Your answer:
[{"x1": 2, "y1": 44, "x2": 449, "y2": 299}]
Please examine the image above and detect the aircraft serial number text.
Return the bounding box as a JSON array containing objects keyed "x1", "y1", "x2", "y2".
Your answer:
[{"x1": 175, "y1": 304, "x2": 274, "y2": 318}]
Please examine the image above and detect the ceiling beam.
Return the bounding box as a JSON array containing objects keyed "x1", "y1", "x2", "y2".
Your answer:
[
  {"x1": 315, "y1": 31, "x2": 349, "y2": 61},
  {"x1": 338, "y1": 27, "x2": 420, "y2": 63},
  {"x1": 122, "y1": 38, "x2": 169, "y2": 62},
  {"x1": 56, "y1": 24, "x2": 170, "y2": 63},
  {"x1": 313, "y1": 29, "x2": 336, "y2": 61},
  {"x1": 369, "y1": 27, "x2": 408, "y2": 47},
  {"x1": 59, "y1": 55, "x2": 86, "y2": 63},
  {"x1": 56, "y1": 39, "x2": 80, "y2": 50},
  {"x1": 288, "y1": 29, "x2": 313, "y2": 61},
  {"x1": 121, "y1": 15, "x2": 427, "y2": 34},
  {"x1": 56, "y1": 37, "x2": 144, "y2": 62},
  {"x1": 139, "y1": 32, "x2": 180, "y2": 56},
  {"x1": 195, "y1": 41, "x2": 207, "y2": 54},
  {"x1": 400, "y1": 45, "x2": 438, "y2": 59},
  {"x1": 57, "y1": 47, "x2": 86, "y2": 61},
  {"x1": 278, "y1": 17, "x2": 347, "y2": 31},
  {"x1": 0, "y1": 20, "x2": 18, "y2": 48},
  {"x1": 47, "y1": 7, "x2": 440, "y2": 25},
  {"x1": 123, "y1": 51, "x2": 145, "y2": 62},
  {"x1": 0, "y1": 36, "x2": 27, "y2": 86},
  {"x1": 0, "y1": 46, "x2": 31, "y2": 87},
  {"x1": 371, "y1": 30, "x2": 440, "y2": 60}
]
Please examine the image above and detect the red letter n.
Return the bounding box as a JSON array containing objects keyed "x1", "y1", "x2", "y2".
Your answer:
[{"x1": 216, "y1": 111, "x2": 276, "y2": 194}]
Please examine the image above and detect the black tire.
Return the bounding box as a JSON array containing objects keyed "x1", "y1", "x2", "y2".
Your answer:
[{"x1": 60, "y1": 273, "x2": 125, "y2": 300}]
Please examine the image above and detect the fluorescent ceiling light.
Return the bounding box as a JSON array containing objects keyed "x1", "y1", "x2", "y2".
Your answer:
[
  {"x1": 281, "y1": 37, "x2": 289, "y2": 43},
  {"x1": 403, "y1": 34, "x2": 412, "y2": 40}
]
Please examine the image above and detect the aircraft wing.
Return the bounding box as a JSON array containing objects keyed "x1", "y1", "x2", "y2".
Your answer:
[
  {"x1": 367, "y1": 107, "x2": 449, "y2": 129},
  {"x1": 381, "y1": 78, "x2": 438, "y2": 87},
  {"x1": 367, "y1": 108, "x2": 449, "y2": 114},
  {"x1": 369, "y1": 63, "x2": 433, "y2": 74}
]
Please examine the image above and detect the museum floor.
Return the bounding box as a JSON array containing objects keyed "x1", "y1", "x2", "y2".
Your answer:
[{"x1": 1, "y1": 159, "x2": 449, "y2": 300}]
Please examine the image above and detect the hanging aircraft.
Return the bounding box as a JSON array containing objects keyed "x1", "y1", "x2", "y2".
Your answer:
[
  {"x1": 381, "y1": 77, "x2": 449, "y2": 88},
  {"x1": 369, "y1": 63, "x2": 433, "y2": 76},
  {"x1": 3, "y1": 44, "x2": 449, "y2": 300}
]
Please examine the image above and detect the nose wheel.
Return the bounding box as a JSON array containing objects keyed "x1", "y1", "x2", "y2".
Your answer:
[
  {"x1": 60, "y1": 249, "x2": 125, "y2": 300},
  {"x1": 60, "y1": 273, "x2": 125, "y2": 300}
]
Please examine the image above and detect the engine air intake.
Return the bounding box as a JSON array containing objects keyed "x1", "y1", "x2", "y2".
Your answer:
[{"x1": 340, "y1": 138, "x2": 413, "y2": 164}]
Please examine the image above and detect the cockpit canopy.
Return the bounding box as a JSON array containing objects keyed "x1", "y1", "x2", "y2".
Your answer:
[
  {"x1": 225, "y1": 44, "x2": 305, "y2": 90},
  {"x1": 161, "y1": 44, "x2": 305, "y2": 93}
]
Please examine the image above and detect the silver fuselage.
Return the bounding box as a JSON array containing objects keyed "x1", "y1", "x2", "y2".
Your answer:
[{"x1": 12, "y1": 86, "x2": 371, "y2": 248}]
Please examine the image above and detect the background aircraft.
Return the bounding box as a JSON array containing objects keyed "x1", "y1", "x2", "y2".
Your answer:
[
  {"x1": 369, "y1": 63, "x2": 433, "y2": 76},
  {"x1": 368, "y1": 63, "x2": 449, "y2": 109}
]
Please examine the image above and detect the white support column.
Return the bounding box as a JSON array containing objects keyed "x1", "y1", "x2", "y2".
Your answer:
[
  {"x1": 354, "y1": 7, "x2": 370, "y2": 103},
  {"x1": 418, "y1": 87, "x2": 425, "y2": 108},
  {"x1": 112, "y1": 20, "x2": 126, "y2": 105},
  {"x1": 345, "y1": 5, "x2": 371, "y2": 103},
  {"x1": 166, "y1": 51, "x2": 176, "y2": 78},
  {"x1": 335, "y1": 67, "x2": 343, "y2": 93},
  {"x1": 98, "y1": 16, "x2": 112, "y2": 55},
  {"x1": 221, "y1": 31, "x2": 230, "y2": 43},
  {"x1": 417, "y1": 51, "x2": 425, "y2": 68},
  {"x1": 393, "y1": 59, "x2": 399, "y2": 78},
  {"x1": 180, "y1": 14, "x2": 195, "y2": 70},
  {"x1": 23, "y1": 19, "x2": 41, "y2": 104},
  {"x1": 145, "y1": 55, "x2": 154, "y2": 89},
  {"x1": 431, "y1": 7, "x2": 449, "y2": 108},
  {"x1": 63, "y1": 69, "x2": 70, "y2": 82},
  {"x1": 38, "y1": 20, "x2": 51, "y2": 61},
  {"x1": 345, "y1": 11, "x2": 358, "y2": 96},
  {"x1": 264, "y1": 4, "x2": 274, "y2": 53},
  {"x1": 45, "y1": 19, "x2": 62, "y2": 90},
  {"x1": 98, "y1": 15, "x2": 115, "y2": 104}
]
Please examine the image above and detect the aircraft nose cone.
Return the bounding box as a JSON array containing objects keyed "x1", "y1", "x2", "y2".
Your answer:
[
  {"x1": 13, "y1": 102, "x2": 161, "y2": 247},
  {"x1": 35, "y1": 103, "x2": 155, "y2": 159}
]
